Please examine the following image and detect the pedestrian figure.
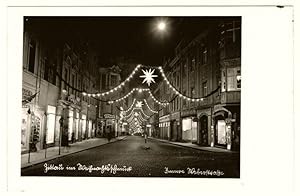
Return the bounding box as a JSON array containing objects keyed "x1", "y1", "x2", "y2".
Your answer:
[
  {"x1": 61, "y1": 128, "x2": 70, "y2": 152},
  {"x1": 107, "y1": 131, "x2": 111, "y2": 142},
  {"x1": 144, "y1": 132, "x2": 147, "y2": 143},
  {"x1": 71, "y1": 132, "x2": 75, "y2": 144}
]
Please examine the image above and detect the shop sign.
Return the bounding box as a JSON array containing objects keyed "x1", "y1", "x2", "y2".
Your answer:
[
  {"x1": 104, "y1": 113, "x2": 115, "y2": 119},
  {"x1": 181, "y1": 109, "x2": 196, "y2": 117},
  {"x1": 159, "y1": 114, "x2": 170, "y2": 122},
  {"x1": 170, "y1": 112, "x2": 180, "y2": 120}
]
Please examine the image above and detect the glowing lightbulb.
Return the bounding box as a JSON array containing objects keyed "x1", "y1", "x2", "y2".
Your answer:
[{"x1": 157, "y1": 21, "x2": 166, "y2": 31}]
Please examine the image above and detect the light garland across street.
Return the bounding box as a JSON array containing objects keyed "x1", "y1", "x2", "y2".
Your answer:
[
  {"x1": 124, "y1": 107, "x2": 150, "y2": 120},
  {"x1": 79, "y1": 64, "x2": 206, "y2": 103},
  {"x1": 148, "y1": 90, "x2": 169, "y2": 106},
  {"x1": 158, "y1": 66, "x2": 204, "y2": 102},
  {"x1": 124, "y1": 106, "x2": 138, "y2": 118},
  {"x1": 107, "y1": 88, "x2": 149, "y2": 104},
  {"x1": 82, "y1": 64, "x2": 142, "y2": 97}
]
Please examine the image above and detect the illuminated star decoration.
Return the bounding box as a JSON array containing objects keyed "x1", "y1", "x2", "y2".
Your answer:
[
  {"x1": 136, "y1": 101, "x2": 143, "y2": 108},
  {"x1": 139, "y1": 68, "x2": 158, "y2": 86}
]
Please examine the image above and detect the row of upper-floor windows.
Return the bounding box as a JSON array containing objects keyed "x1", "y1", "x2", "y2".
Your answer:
[
  {"x1": 25, "y1": 39, "x2": 98, "y2": 105},
  {"x1": 99, "y1": 73, "x2": 119, "y2": 91}
]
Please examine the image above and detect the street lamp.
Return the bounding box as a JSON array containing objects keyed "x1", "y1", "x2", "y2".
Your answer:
[{"x1": 157, "y1": 21, "x2": 166, "y2": 31}]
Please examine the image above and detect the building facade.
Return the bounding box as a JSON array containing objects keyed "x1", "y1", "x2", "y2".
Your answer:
[
  {"x1": 151, "y1": 18, "x2": 241, "y2": 151},
  {"x1": 97, "y1": 65, "x2": 124, "y2": 138},
  {"x1": 22, "y1": 28, "x2": 98, "y2": 154}
]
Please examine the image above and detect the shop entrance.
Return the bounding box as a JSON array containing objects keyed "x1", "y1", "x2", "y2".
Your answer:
[
  {"x1": 214, "y1": 115, "x2": 227, "y2": 147},
  {"x1": 199, "y1": 115, "x2": 208, "y2": 146},
  {"x1": 171, "y1": 120, "x2": 177, "y2": 141}
]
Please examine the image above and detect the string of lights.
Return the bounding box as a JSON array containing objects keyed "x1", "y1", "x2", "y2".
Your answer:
[
  {"x1": 128, "y1": 120, "x2": 141, "y2": 128},
  {"x1": 124, "y1": 99, "x2": 136, "y2": 113},
  {"x1": 131, "y1": 111, "x2": 148, "y2": 122},
  {"x1": 148, "y1": 90, "x2": 169, "y2": 106},
  {"x1": 124, "y1": 107, "x2": 150, "y2": 120},
  {"x1": 158, "y1": 66, "x2": 205, "y2": 102},
  {"x1": 107, "y1": 88, "x2": 149, "y2": 104},
  {"x1": 81, "y1": 64, "x2": 142, "y2": 97},
  {"x1": 137, "y1": 113, "x2": 148, "y2": 121},
  {"x1": 124, "y1": 107, "x2": 137, "y2": 119},
  {"x1": 54, "y1": 70, "x2": 107, "y2": 103},
  {"x1": 126, "y1": 113, "x2": 139, "y2": 123},
  {"x1": 143, "y1": 99, "x2": 159, "y2": 113},
  {"x1": 138, "y1": 107, "x2": 150, "y2": 119}
]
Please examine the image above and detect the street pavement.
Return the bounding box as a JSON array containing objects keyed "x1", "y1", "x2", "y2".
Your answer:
[
  {"x1": 21, "y1": 136, "x2": 240, "y2": 178},
  {"x1": 21, "y1": 136, "x2": 126, "y2": 168}
]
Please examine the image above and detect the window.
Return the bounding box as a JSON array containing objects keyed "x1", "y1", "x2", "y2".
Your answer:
[
  {"x1": 237, "y1": 69, "x2": 241, "y2": 89},
  {"x1": 191, "y1": 58, "x2": 196, "y2": 72},
  {"x1": 202, "y1": 81, "x2": 207, "y2": 97},
  {"x1": 111, "y1": 74, "x2": 117, "y2": 87},
  {"x1": 203, "y1": 48, "x2": 208, "y2": 64},
  {"x1": 64, "y1": 68, "x2": 68, "y2": 91},
  {"x1": 172, "y1": 100, "x2": 175, "y2": 112},
  {"x1": 44, "y1": 59, "x2": 49, "y2": 81},
  {"x1": 51, "y1": 64, "x2": 56, "y2": 85},
  {"x1": 227, "y1": 68, "x2": 241, "y2": 91},
  {"x1": 221, "y1": 70, "x2": 226, "y2": 92},
  {"x1": 28, "y1": 40, "x2": 36, "y2": 73},
  {"x1": 191, "y1": 87, "x2": 195, "y2": 97},
  {"x1": 101, "y1": 74, "x2": 106, "y2": 90},
  {"x1": 183, "y1": 63, "x2": 187, "y2": 78},
  {"x1": 183, "y1": 90, "x2": 187, "y2": 107},
  {"x1": 176, "y1": 72, "x2": 180, "y2": 88},
  {"x1": 72, "y1": 74, "x2": 75, "y2": 94}
]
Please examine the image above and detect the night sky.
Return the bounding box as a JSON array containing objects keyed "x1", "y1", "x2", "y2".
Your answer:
[{"x1": 24, "y1": 16, "x2": 230, "y2": 66}]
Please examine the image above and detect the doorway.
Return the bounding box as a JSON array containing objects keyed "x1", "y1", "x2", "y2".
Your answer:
[{"x1": 199, "y1": 115, "x2": 208, "y2": 146}]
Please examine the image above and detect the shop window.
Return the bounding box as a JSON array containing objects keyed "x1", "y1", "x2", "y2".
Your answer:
[
  {"x1": 217, "y1": 120, "x2": 226, "y2": 145},
  {"x1": 46, "y1": 105, "x2": 56, "y2": 144},
  {"x1": 237, "y1": 69, "x2": 241, "y2": 89},
  {"x1": 28, "y1": 40, "x2": 36, "y2": 73}
]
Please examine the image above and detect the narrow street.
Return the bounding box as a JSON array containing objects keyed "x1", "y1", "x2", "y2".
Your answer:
[{"x1": 22, "y1": 136, "x2": 239, "y2": 177}]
